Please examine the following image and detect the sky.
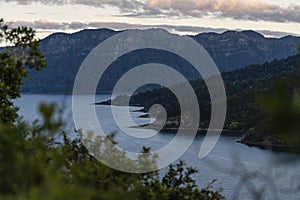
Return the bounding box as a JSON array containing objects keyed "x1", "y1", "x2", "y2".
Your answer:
[{"x1": 0, "y1": 0, "x2": 299, "y2": 39}]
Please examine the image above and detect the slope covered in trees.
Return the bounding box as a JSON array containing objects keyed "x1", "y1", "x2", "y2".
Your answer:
[
  {"x1": 0, "y1": 19, "x2": 225, "y2": 200},
  {"x1": 21, "y1": 29, "x2": 300, "y2": 94},
  {"x1": 102, "y1": 54, "x2": 299, "y2": 146}
]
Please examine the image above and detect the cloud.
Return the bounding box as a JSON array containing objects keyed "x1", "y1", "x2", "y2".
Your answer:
[
  {"x1": 2, "y1": 0, "x2": 120, "y2": 6},
  {"x1": 145, "y1": 0, "x2": 300, "y2": 23},
  {"x1": 8, "y1": 19, "x2": 68, "y2": 30},
  {"x1": 1, "y1": 0, "x2": 148, "y2": 13},
  {"x1": 2, "y1": 0, "x2": 300, "y2": 23},
  {"x1": 147, "y1": 0, "x2": 276, "y2": 12},
  {"x1": 7, "y1": 19, "x2": 298, "y2": 38}
]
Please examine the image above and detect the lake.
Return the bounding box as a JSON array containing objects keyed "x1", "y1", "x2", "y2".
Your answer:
[{"x1": 15, "y1": 94, "x2": 300, "y2": 200}]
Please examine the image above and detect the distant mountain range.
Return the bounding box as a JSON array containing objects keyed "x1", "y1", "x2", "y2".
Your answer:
[{"x1": 22, "y1": 29, "x2": 300, "y2": 94}]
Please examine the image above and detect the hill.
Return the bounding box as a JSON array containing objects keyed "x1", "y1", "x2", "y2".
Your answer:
[
  {"x1": 101, "y1": 54, "x2": 299, "y2": 137},
  {"x1": 21, "y1": 29, "x2": 300, "y2": 94}
]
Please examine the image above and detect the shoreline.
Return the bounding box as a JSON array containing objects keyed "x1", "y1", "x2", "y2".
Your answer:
[
  {"x1": 238, "y1": 141, "x2": 300, "y2": 154},
  {"x1": 131, "y1": 122, "x2": 244, "y2": 136},
  {"x1": 97, "y1": 101, "x2": 300, "y2": 154}
]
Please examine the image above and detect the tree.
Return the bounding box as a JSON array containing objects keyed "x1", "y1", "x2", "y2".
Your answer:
[
  {"x1": 0, "y1": 19, "x2": 224, "y2": 199},
  {"x1": 242, "y1": 47, "x2": 300, "y2": 152},
  {"x1": 0, "y1": 18, "x2": 45, "y2": 123},
  {"x1": 138, "y1": 160, "x2": 224, "y2": 200},
  {"x1": 0, "y1": 103, "x2": 225, "y2": 200}
]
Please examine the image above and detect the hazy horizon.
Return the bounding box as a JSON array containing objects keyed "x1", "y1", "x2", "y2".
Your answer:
[{"x1": 1, "y1": 0, "x2": 299, "y2": 39}]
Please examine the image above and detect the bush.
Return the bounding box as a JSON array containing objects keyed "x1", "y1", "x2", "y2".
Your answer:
[
  {"x1": 0, "y1": 103, "x2": 224, "y2": 200},
  {"x1": 0, "y1": 18, "x2": 224, "y2": 200}
]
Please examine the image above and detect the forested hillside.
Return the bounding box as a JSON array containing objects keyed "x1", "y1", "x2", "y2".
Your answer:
[
  {"x1": 21, "y1": 29, "x2": 300, "y2": 94},
  {"x1": 102, "y1": 54, "x2": 299, "y2": 138}
]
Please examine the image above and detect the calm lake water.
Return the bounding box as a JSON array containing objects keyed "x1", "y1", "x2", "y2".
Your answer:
[{"x1": 15, "y1": 94, "x2": 300, "y2": 200}]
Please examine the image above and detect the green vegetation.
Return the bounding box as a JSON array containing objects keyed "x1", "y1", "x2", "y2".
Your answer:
[
  {"x1": 0, "y1": 19, "x2": 224, "y2": 200},
  {"x1": 0, "y1": 18, "x2": 45, "y2": 123},
  {"x1": 106, "y1": 54, "x2": 299, "y2": 133},
  {"x1": 241, "y1": 50, "x2": 300, "y2": 151},
  {"x1": 21, "y1": 28, "x2": 300, "y2": 94},
  {"x1": 103, "y1": 52, "x2": 300, "y2": 151},
  {"x1": 0, "y1": 104, "x2": 224, "y2": 200}
]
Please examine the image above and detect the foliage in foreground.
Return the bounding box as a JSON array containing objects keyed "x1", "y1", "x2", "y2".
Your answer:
[
  {"x1": 0, "y1": 18, "x2": 224, "y2": 200},
  {"x1": 0, "y1": 103, "x2": 224, "y2": 200},
  {"x1": 0, "y1": 18, "x2": 46, "y2": 124}
]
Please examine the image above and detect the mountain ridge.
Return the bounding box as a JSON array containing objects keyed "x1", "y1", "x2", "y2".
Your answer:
[{"x1": 21, "y1": 28, "x2": 300, "y2": 94}]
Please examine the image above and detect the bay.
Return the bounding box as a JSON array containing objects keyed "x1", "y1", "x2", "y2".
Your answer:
[{"x1": 15, "y1": 94, "x2": 300, "y2": 200}]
